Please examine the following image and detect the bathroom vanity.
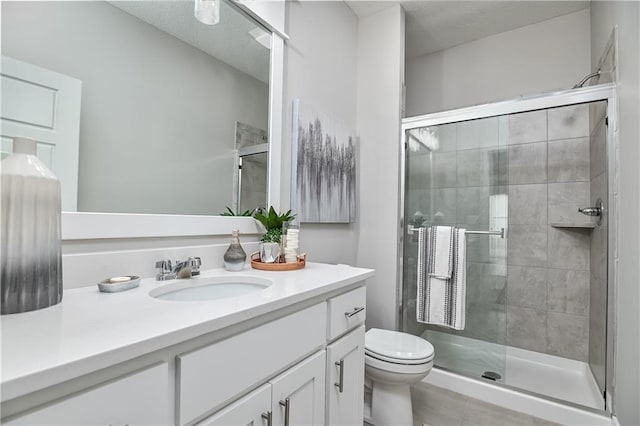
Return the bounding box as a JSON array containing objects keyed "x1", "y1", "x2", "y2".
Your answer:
[{"x1": 0, "y1": 263, "x2": 373, "y2": 425}]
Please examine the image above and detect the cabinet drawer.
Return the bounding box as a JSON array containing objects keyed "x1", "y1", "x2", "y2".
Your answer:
[
  {"x1": 327, "y1": 286, "x2": 366, "y2": 341},
  {"x1": 177, "y1": 302, "x2": 327, "y2": 425},
  {"x1": 6, "y1": 363, "x2": 172, "y2": 425}
]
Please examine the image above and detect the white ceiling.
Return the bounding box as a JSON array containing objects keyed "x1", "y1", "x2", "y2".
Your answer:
[
  {"x1": 346, "y1": 1, "x2": 590, "y2": 58},
  {"x1": 110, "y1": 1, "x2": 270, "y2": 83}
]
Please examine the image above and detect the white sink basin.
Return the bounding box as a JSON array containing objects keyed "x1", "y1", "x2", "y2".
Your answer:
[{"x1": 149, "y1": 276, "x2": 273, "y2": 302}]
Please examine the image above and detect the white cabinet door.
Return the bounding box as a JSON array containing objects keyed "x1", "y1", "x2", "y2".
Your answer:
[
  {"x1": 6, "y1": 363, "x2": 172, "y2": 425},
  {"x1": 1, "y1": 55, "x2": 82, "y2": 211},
  {"x1": 270, "y1": 351, "x2": 326, "y2": 426},
  {"x1": 196, "y1": 383, "x2": 271, "y2": 426},
  {"x1": 326, "y1": 326, "x2": 365, "y2": 426}
]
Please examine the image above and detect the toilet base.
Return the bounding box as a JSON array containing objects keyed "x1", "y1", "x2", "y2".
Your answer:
[{"x1": 371, "y1": 381, "x2": 414, "y2": 426}]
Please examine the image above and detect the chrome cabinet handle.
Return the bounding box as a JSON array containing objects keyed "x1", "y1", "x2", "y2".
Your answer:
[
  {"x1": 345, "y1": 306, "x2": 365, "y2": 318},
  {"x1": 261, "y1": 411, "x2": 272, "y2": 426},
  {"x1": 334, "y1": 359, "x2": 344, "y2": 393},
  {"x1": 279, "y1": 398, "x2": 290, "y2": 426}
]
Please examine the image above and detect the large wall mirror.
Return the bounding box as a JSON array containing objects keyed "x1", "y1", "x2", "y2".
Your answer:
[{"x1": 1, "y1": 0, "x2": 272, "y2": 218}]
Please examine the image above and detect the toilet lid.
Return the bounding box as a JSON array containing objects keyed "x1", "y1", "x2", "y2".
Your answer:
[{"x1": 365, "y1": 328, "x2": 434, "y2": 361}]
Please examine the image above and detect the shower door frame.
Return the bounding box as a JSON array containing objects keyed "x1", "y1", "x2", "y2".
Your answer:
[{"x1": 397, "y1": 83, "x2": 618, "y2": 413}]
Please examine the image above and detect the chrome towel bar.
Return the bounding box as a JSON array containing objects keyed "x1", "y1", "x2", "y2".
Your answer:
[{"x1": 409, "y1": 226, "x2": 505, "y2": 239}]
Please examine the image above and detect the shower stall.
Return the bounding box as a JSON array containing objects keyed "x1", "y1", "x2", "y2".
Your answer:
[{"x1": 398, "y1": 84, "x2": 616, "y2": 416}]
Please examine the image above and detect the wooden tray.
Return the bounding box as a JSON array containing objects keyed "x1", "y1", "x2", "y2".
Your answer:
[{"x1": 251, "y1": 252, "x2": 306, "y2": 271}]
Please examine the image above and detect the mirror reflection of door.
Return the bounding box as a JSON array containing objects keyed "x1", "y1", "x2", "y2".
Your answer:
[
  {"x1": 234, "y1": 122, "x2": 267, "y2": 213},
  {"x1": 0, "y1": 56, "x2": 82, "y2": 211}
]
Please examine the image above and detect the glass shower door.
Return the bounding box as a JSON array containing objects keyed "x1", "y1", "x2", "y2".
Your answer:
[{"x1": 402, "y1": 115, "x2": 508, "y2": 382}]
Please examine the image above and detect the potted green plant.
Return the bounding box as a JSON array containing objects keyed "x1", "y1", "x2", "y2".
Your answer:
[{"x1": 253, "y1": 207, "x2": 295, "y2": 263}]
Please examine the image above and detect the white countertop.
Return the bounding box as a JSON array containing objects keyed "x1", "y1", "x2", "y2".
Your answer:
[{"x1": 0, "y1": 262, "x2": 374, "y2": 402}]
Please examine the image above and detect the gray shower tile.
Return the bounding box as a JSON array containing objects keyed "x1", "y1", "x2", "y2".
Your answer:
[
  {"x1": 589, "y1": 101, "x2": 607, "y2": 134},
  {"x1": 548, "y1": 227, "x2": 590, "y2": 270},
  {"x1": 507, "y1": 225, "x2": 547, "y2": 267},
  {"x1": 457, "y1": 147, "x2": 506, "y2": 187},
  {"x1": 432, "y1": 151, "x2": 458, "y2": 188},
  {"x1": 547, "y1": 269, "x2": 589, "y2": 315},
  {"x1": 464, "y1": 302, "x2": 507, "y2": 344},
  {"x1": 548, "y1": 104, "x2": 589, "y2": 141},
  {"x1": 508, "y1": 142, "x2": 547, "y2": 184},
  {"x1": 547, "y1": 312, "x2": 588, "y2": 361},
  {"x1": 508, "y1": 184, "x2": 547, "y2": 225},
  {"x1": 464, "y1": 224, "x2": 491, "y2": 263},
  {"x1": 507, "y1": 266, "x2": 547, "y2": 310},
  {"x1": 590, "y1": 223, "x2": 608, "y2": 285},
  {"x1": 548, "y1": 182, "x2": 590, "y2": 205},
  {"x1": 467, "y1": 262, "x2": 507, "y2": 305},
  {"x1": 457, "y1": 117, "x2": 500, "y2": 150},
  {"x1": 425, "y1": 188, "x2": 457, "y2": 225},
  {"x1": 506, "y1": 306, "x2": 547, "y2": 353},
  {"x1": 436, "y1": 123, "x2": 459, "y2": 152},
  {"x1": 406, "y1": 189, "x2": 426, "y2": 218},
  {"x1": 407, "y1": 153, "x2": 431, "y2": 190},
  {"x1": 548, "y1": 204, "x2": 594, "y2": 226},
  {"x1": 409, "y1": 123, "x2": 458, "y2": 153},
  {"x1": 548, "y1": 137, "x2": 589, "y2": 183},
  {"x1": 457, "y1": 186, "x2": 506, "y2": 225},
  {"x1": 508, "y1": 110, "x2": 547, "y2": 145},
  {"x1": 591, "y1": 119, "x2": 607, "y2": 179},
  {"x1": 591, "y1": 171, "x2": 607, "y2": 206}
]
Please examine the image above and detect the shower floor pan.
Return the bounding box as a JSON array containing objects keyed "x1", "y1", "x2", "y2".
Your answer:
[{"x1": 423, "y1": 331, "x2": 603, "y2": 410}]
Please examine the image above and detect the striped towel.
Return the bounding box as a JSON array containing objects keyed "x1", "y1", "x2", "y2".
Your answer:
[
  {"x1": 426, "y1": 226, "x2": 454, "y2": 279},
  {"x1": 417, "y1": 226, "x2": 466, "y2": 330}
]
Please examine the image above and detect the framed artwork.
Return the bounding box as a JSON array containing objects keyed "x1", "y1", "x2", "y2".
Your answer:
[{"x1": 291, "y1": 100, "x2": 356, "y2": 223}]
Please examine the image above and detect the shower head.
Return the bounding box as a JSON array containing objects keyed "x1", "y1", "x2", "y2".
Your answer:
[{"x1": 573, "y1": 68, "x2": 602, "y2": 89}]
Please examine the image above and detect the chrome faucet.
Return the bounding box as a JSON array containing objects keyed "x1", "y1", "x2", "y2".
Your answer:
[
  {"x1": 155, "y1": 257, "x2": 201, "y2": 281},
  {"x1": 173, "y1": 257, "x2": 202, "y2": 278}
]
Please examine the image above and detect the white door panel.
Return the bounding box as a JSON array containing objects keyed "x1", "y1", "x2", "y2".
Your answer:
[{"x1": 1, "y1": 55, "x2": 81, "y2": 210}]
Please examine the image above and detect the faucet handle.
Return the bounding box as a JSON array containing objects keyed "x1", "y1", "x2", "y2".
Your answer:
[
  {"x1": 156, "y1": 259, "x2": 176, "y2": 281},
  {"x1": 188, "y1": 257, "x2": 202, "y2": 276}
]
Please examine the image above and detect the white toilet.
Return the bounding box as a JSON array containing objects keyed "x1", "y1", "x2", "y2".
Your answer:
[{"x1": 365, "y1": 328, "x2": 434, "y2": 426}]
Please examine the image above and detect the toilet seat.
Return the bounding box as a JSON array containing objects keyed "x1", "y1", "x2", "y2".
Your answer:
[
  {"x1": 365, "y1": 328, "x2": 434, "y2": 364},
  {"x1": 365, "y1": 352, "x2": 433, "y2": 375},
  {"x1": 365, "y1": 349, "x2": 433, "y2": 365}
]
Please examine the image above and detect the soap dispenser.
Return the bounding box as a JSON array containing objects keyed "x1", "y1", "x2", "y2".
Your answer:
[{"x1": 224, "y1": 230, "x2": 247, "y2": 271}]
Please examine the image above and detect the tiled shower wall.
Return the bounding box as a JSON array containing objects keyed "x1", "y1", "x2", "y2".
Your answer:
[
  {"x1": 404, "y1": 103, "x2": 604, "y2": 363},
  {"x1": 506, "y1": 104, "x2": 593, "y2": 362}
]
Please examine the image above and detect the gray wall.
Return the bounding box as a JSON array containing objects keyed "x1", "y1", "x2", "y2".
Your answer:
[
  {"x1": 2, "y1": 1, "x2": 268, "y2": 216},
  {"x1": 405, "y1": 9, "x2": 591, "y2": 115},
  {"x1": 282, "y1": 1, "x2": 360, "y2": 265},
  {"x1": 590, "y1": 2, "x2": 640, "y2": 424},
  {"x1": 355, "y1": 5, "x2": 405, "y2": 331}
]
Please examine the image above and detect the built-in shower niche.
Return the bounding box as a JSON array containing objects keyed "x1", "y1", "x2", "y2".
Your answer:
[{"x1": 402, "y1": 98, "x2": 609, "y2": 411}]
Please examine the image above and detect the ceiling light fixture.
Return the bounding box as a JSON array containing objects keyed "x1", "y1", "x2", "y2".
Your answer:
[{"x1": 194, "y1": 0, "x2": 220, "y2": 25}]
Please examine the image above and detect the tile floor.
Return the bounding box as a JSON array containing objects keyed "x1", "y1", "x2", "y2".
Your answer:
[{"x1": 411, "y1": 382, "x2": 561, "y2": 426}]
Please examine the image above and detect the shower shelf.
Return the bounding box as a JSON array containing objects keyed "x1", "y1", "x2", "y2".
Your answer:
[{"x1": 550, "y1": 222, "x2": 596, "y2": 229}]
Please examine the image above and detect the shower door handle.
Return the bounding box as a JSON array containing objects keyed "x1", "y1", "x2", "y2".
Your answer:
[
  {"x1": 578, "y1": 207, "x2": 602, "y2": 216},
  {"x1": 578, "y1": 199, "x2": 604, "y2": 225}
]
